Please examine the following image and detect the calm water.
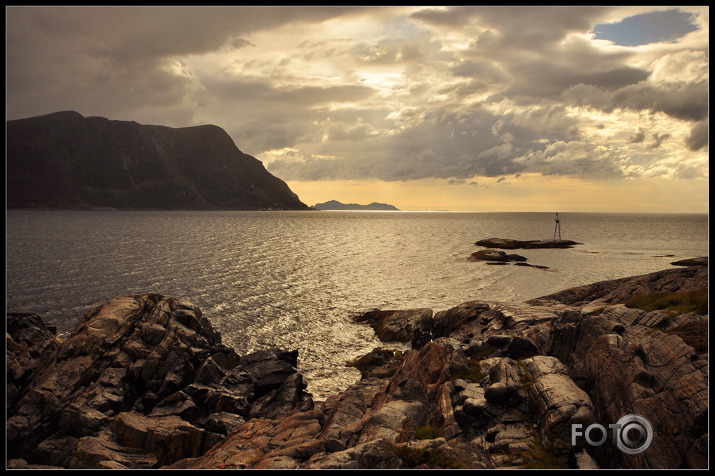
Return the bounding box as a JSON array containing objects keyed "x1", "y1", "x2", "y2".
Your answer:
[{"x1": 5, "y1": 210, "x2": 709, "y2": 399}]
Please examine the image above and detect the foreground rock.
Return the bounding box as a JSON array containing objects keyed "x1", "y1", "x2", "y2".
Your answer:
[
  {"x1": 6, "y1": 294, "x2": 311, "y2": 468},
  {"x1": 527, "y1": 266, "x2": 708, "y2": 308},
  {"x1": 7, "y1": 265, "x2": 707, "y2": 469},
  {"x1": 475, "y1": 238, "x2": 581, "y2": 249}
]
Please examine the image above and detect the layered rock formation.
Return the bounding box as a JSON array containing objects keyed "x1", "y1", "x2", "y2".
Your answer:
[
  {"x1": 6, "y1": 265, "x2": 708, "y2": 469},
  {"x1": 6, "y1": 111, "x2": 309, "y2": 210},
  {"x1": 7, "y1": 295, "x2": 312, "y2": 469}
]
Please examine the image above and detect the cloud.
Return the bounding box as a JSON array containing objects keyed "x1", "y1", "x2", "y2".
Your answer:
[
  {"x1": 686, "y1": 120, "x2": 709, "y2": 151},
  {"x1": 629, "y1": 128, "x2": 647, "y2": 144},
  {"x1": 6, "y1": 6, "x2": 709, "y2": 190}
]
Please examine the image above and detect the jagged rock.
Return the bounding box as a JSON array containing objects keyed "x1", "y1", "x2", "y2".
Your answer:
[
  {"x1": 483, "y1": 358, "x2": 526, "y2": 407},
  {"x1": 353, "y1": 308, "x2": 433, "y2": 343},
  {"x1": 168, "y1": 409, "x2": 327, "y2": 469},
  {"x1": 522, "y1": 356, "x2": 596, "y2": 455},
  {"x1": 247, "y1": 371, "x2": 314, "y2": 419},
  {"x1": 7, "y1": 266, "x2": 708, "y2": 470},
  {"x1": 205, "y1": 412, "x2": 246, "y2": 435},
  {"x1": 585, "y1": 330, "x2": 708, "y2": 468},
  {"x1": 6, "y1": 293, "x2": 312, "y2": 468},
  {"x1": 347, "y1": 347, "x2": 404, "y2": 379},
  {"x1": 319, "y1": 377, "x2": 389, "y2": 445},
  {"x1": 6, "y1": 313, "x2": 62, "y2": 408},
  {"x1": 431, "y1": 301, "x2": 492, "y2": 341},
  {"x1": 69, "y1": 430, "x2": 159, "y2": 469},
  {"x1": 112, "y1": 411, "x2": 218, "y2": 467},
  {"x1": 305, "y1": 438, "x2": 403, "y2": 469}
]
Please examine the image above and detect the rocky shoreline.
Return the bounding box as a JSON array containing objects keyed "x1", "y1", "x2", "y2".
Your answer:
[{"x1": 7, "y1": 264, "x2": 708, "y2": 469}]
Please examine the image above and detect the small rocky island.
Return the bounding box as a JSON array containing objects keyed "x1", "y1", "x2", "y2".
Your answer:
[
  {"x1": 475, "y1": 238, "x2": 582, "y2": 250},
  {"x1": 7, "y1": 264, "x2": 708, "y2": 469},
  {"x1": 469, "y1": 237, "x2": 581, "y2": 268}
]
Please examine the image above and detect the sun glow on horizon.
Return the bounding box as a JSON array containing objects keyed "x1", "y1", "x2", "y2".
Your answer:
[{"x1": 288, "y1": 175, "x2": 709, "y2": 214}]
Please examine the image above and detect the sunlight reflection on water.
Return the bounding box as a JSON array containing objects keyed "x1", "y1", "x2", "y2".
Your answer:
[{"x1": 6, "y1": 210, "x2": 708, "y2": 399}]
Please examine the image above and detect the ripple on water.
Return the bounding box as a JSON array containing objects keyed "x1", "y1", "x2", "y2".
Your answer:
[{"x1": 6, "y1": 210, "x2": 708, "y2": 399}]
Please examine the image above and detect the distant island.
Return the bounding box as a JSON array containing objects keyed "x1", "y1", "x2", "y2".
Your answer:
[
  {"x1": 6, "y1": 111, "x2": 309, "y2": 211},
  {"x1": 312, "y1": 200, "x2": 400, "y2": 211}
]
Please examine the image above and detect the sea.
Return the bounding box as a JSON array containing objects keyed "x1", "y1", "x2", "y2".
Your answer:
[{"x1": 5, "y1": 210, "x2": 709, "y2": 400}]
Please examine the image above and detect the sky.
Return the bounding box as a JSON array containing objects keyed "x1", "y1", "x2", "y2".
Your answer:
[{"x1": 5, "y1": 6, "x2": 709, "y2": 212}]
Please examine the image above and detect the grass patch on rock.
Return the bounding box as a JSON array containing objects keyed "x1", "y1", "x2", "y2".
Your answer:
[
  {"x1": 450, "y1": 357, "x2": 486, "y2": 383},
  {"x1": 518, "y1": 434, "x2": 567, "y2": 469},
  {"x1": 622, "y1": 289, "x2": 708, "y2": 316},
  {"x1": 415, "y1": 424, "x2": 442, "y2": 440},
  {"x1": 390, "y1": 445, "x2": 465, "y2": 469}
]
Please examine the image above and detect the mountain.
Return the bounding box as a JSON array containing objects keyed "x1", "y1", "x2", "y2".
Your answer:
[
  {"x1": 313, "y1": 200, "x2": 400, "y2": 211},
  {"x1": 6, "y1": 111, "x2": 309, "y2": 210}
]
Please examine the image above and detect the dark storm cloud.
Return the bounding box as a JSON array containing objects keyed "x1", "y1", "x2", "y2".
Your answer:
[
  {"x1": 685, "y1": 120, "x2": 709, "y2": 151},
  {"x1": 562, "y1": 79, "x2": 708, "y2": 123},
  {"x1": 5, "y1": 6, "x2": 367, "y2": 120},
  {"x1": 629, "y1": 128, "x2": 647, "y2": 144},
  {"x1": 6, "y1": 6, "x2": 708, "y2": 186},
  {"x1": 412, "y1": 6, "x2": 610, "y2": 49}
]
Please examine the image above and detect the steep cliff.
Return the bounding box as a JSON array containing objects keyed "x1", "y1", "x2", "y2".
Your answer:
[{"x1": 7, "y1": 111, "x2": 309, "y2": 210}]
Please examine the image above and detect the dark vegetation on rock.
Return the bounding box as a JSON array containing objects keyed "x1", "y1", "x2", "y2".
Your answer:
[
  {"x1": 7, "y1": 264, "x2": 708, "y2": 469},
  {"x1": 6, "y1": 111, "x2": 309, "y2": 210}
]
